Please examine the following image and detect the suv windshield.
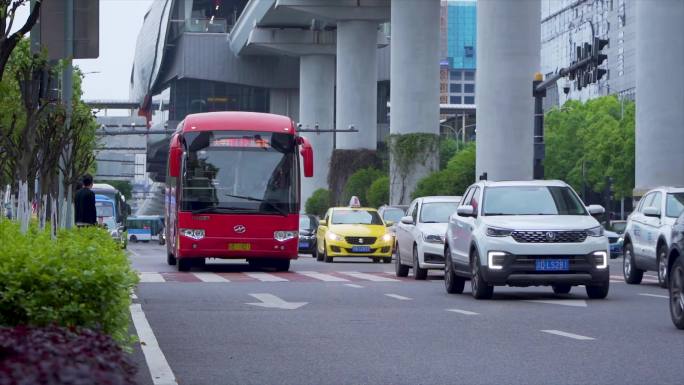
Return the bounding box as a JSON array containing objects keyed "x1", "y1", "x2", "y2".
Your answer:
[
  {"x1": 332, "y1": 210, "x2": 383, "y2": 225},
  {"x1": 181, "y1": 130, "x2": 299, "y2": 214},
  {"x1": 420, "y1": 202, "x2": 459, "y2": 223},
  {"x1": 382, "y1": 208, "x2": 404, "y2": 223},
  {"x1": 666, "y1": 193, "x2": 684, "y2": 218},
  {"x1": 483, "y1": 186, "x2": 587, "y2": 216}
]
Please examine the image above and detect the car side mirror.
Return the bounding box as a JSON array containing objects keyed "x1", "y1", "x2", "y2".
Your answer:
[
  {"x1": 643, "y1": 206, "x2": 661, "y2": 218},
  {"x1": 400, "y1": 216, "x2": 414, "y2": 225},
  {"x1": 298, "y1": 136, "x2": 314, "y2": 178},
  {"x1": 385, "y1": 220, "x2": 394, "y2": 227},
  {"x1": 587, "y1": 205, "x2": 605, "y2": 216},
  {"x1": 457, "y1": 205, "x2": 475, "y2": 217}
]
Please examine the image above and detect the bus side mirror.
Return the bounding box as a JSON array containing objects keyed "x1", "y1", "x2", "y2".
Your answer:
[
  {"x1": 169, "y1": 147, "x2": 182, "y2": 178},
  {"x1": 298, "y1": 137, "x2": 314, "y2": 178}
]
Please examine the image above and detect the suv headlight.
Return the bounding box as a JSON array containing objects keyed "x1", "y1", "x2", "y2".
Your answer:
[
  {"x1": 593, "y1": 251, "x2": 608, "y2": 269},
  {"x1": 486, "y1": 227, "x2": 513, "y2": 237},
  {"x1": 180, "y1": 228, "x2": 205, "y2": 240},
  {"x1": 274, "y1": 231, "x2": 298, "y2": 242},
  {"x1": 487, "y1": 251, "x2": 506, "y2": 270},
  {"x1": 327, "y1": 232, "x2": 343, "y2": 241},
  {"x1": 422, "y1": 234, "x2": 444, "y2": 244},
  {"x1": 586, "y1": 226, "x2": 604, "y2": 237}
]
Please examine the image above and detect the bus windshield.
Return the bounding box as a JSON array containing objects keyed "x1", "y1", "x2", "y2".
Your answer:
[{"x1": 181, "y1": 130, "x2": 299, "y2": 214}]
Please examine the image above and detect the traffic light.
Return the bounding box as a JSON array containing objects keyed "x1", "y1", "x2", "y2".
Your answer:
[{"x1": 593, "y1": 37, "x2": 609, "y2": 65}]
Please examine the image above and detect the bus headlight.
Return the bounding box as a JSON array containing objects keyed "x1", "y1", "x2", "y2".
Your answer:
[
  {"x1": 180, "y1": 228, "x2": 205, "y2": 240},
  {"x1": 274, "y1": 231, "x2": 298, "y2": 242}
]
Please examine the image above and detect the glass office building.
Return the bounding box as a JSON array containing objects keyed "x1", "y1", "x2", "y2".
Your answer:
[{"x1": 440, "y1": 0, "x2": 477, "y2": 106}]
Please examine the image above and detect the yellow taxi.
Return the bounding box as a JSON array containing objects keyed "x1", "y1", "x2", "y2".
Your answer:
[{"x1": 314, "y1": 199, "x2": 394, "y2": 263}]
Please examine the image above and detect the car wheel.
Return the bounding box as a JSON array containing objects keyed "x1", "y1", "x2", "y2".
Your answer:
[
  {"x1": 470, "y1": 249, "x2": 493, "y2": 299},
  {"x1": 324, "y1": 243, "x2": 333, "y2": 263},
  {"x1": 315, "y1": 244, "x2": 324, "y2": 262},
  {"x1": 372, "y1": 257, "x2": 380, "y2": 263},
  {"x1": 586, "y1": 282, "x2": 609, "y2": 299},
  {"x1": 552, "y1": 284, "x2": 572, "y2": 295},
  {"x1": 130, "y1": 235, "x2": 137, "y2": 243},
  {"x1": 177, "y1": 258, "x2": 192, "y2": 272},
  {"x1": 395, "y1": 246, "x2": 409, "y2": 277},
  {"x1": 623, "y1": 243, "x2": 643, "y2": 284},
  {"x1": 657, "y1": 245, "x2": 668, "y2": 288},
  {"x1": 413, "y1": 245, "x2": 428, "y2": 280},
  {"x1": 444, "y1": 248, "x2": 465, "y2": 294},
  {"x1": 383, "y1": 257, "x2": 392, "y2": 264},
  {"x1": 167, "y1": 252, "x2": 177, "y2": 266},
  {"x1": 669, "y1": 256, "x2": 684, "y2": 329}
]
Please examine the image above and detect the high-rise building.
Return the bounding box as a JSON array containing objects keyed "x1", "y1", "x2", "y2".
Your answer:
[{"x1": 440, "y1": 0, "x2": 476, "y2": 106}]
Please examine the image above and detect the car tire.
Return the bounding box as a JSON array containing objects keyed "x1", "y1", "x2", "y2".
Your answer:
[
  {"x1": 395, "y1": 246, "x2": 409, "y2": 277},
  {"x1": 167, "y1": 252, "x2": 177, "y2": 266},
  {"x1": 552, "y1": 284, "x2": 572, "y2": 295},
  {"x1": 315, "y1": 244, "x2": 324, "y2": 262},
  {"x1": 444, "y1": 248, "x2": 465, "y2": 294},
  {"x1": 177, "y1": 258, "x2": 192, "y2": 272},
  {"x1": 324, "y1": 243, "x2": 333, "y2": 263},
  {"x1": 413, "y1": 245, "x2": 428, "y2": 280},
  {"x1": 372, "y1": 257, "x2": 380, "y2": 263},
  {"x1": 470, "y1": 249, "x2": 493, "y2": 299},
  {"x1": 669, "y1": 256, "x2": 684, "y2": 329},
  {"x1": 130, "y1": 235, "x2": 137, "y2": 243},
  {"x1": 657, "y1": 245, "x2": 668, "y2": 288},
  {"x1": 623, "y1": 243, "x2": 643, "y2": 285},
  {"x1": 586, "y1": 282, "x2": 609, "y2": 299},
  {"x1": 383, "y1": 257, "x2": 392, "y2": 264}
]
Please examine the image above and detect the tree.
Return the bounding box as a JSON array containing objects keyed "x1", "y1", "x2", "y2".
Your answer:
[
  {"x1": 367, "y1": 176, "x2": 389, "y2": 207},
  {"x1": 412, "y1": 142, "x2": 475, "y2": 199},
  {"x1": 305, "y1": 188, "x2": 330, "y2": 217},
  {"x1": 342, "y1": 168, "x2": 385, "y2": 206},
  {"x1": 0, "y1": 0, "x2": 42, "y2": 81}
]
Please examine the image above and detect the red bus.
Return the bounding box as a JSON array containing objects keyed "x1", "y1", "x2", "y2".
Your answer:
[{"x1": 164, "y1": 112, "x2": 313, "y2": 272}]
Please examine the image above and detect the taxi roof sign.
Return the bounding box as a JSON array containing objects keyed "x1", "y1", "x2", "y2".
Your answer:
[{"x1": 349, "y1": 196, "x2": 361, "y2": 208}]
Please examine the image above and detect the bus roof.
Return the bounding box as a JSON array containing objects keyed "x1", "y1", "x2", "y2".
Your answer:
[
  {"x1": 181, "y1": 112, "x2": 295, "y2": 134},
  {"x1": 92, "y1": 184, "x2": 118, "y2": 193},
  {"x1": 95, "y1": 194, "x2": 115, "y2": 203}
]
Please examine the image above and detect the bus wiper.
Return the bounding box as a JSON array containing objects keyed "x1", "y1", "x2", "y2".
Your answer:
[
  {"x1": 224, "y1": 194, "x2": 288, "y2": 217},
  {"x1": 191, "y1": 206, "x2": 249, "y2": 214}
]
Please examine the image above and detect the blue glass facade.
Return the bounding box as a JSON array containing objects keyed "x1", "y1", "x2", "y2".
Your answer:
[{"x1": 446, "y1": 1, "x2": 476, "y2": 70}]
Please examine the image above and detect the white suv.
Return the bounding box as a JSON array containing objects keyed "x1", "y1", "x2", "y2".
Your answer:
[
  {"x1": 622, "y1": 187, "x2": 684, "y2": 287},
  {"x1": 395, "y1": 196, "x2": 461, "y2": 279},
  {"x1": 444, "y1": 180, "x2": 610, "y2": 299}
]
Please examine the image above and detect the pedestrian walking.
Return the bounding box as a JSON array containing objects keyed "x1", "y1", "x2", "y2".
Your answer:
[{"x1": 74, "y1": 174, "x2": 97, "y2": 226}]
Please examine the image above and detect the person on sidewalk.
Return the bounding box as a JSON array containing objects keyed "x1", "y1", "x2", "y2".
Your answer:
[{"x1": 74, "y1": 174, "x2": 97, "y2": 227}]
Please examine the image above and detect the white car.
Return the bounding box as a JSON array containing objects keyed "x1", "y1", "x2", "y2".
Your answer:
[
  {"x1": 622, "y1": 187, "x2": 684, "y2": 287},
  {"x1": 444, "y1": 180, "x2": 610, "y2": 299},
  {"x1": 395, "y1": 196, "x2": 461, "y2": 279}
]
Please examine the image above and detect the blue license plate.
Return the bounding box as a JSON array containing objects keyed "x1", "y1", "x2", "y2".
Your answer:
[
  {"x1": 535, "y1": 259, "x2": 569, "y2": 271},
  {"x1": 351, "y1": 246, "x2": 371, "y2": 253},
  {"x1": 299, "y1": 241, "x2": 310, "y2": 249}
]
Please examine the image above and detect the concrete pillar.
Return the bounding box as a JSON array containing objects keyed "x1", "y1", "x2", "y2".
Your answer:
[
  {"x1": 635, "y1": 0, "x2": 684, "y2": 194},
  {"x1": 269, "y1": 89, "x2": 299, "y2": 122},
  {"x1": 335, "y1": 20, "x2": 378, "y2": 149},
  {"x1": 389, "y1": 0, "x2": 440, "y2": 204},
  {"x1": 475, "y1": 0, "x2": 540, "y2": 181},
  {"x1": 299, "y1": 55, "x2": 336, "y2": 206}
]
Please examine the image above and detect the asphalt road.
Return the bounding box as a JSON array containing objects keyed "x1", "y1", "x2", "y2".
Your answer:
[{"x1": 128, "y1": 242, "x2": 682, "y2": 385}]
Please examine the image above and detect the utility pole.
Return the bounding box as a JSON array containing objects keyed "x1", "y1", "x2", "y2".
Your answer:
[{"x1": 61, "y1": 0, "x2": 74, "y2": 229}]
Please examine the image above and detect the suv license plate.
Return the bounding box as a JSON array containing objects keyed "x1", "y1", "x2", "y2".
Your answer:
[
  {"x1": 351, "y1": 246, "x2": 371, "y2": 253},
  {"x1": 535, "y1": 259, "x2": 569, "y2": 271}
]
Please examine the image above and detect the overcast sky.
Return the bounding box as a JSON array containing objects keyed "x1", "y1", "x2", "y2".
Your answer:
[{"x1": 13, "y1": 0, "x2": 155, "y2": 100}]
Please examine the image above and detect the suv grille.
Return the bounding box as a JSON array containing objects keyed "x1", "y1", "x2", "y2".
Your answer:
[
  {"x1": 511, "y1": 231, "x2": 587, "y2": 243},
  {"x1": 345, "y1": 236, "x2": 376, "y2": 245}
]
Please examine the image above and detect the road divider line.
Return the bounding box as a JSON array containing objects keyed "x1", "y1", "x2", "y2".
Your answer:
[
  {"x1": 344, "y1": 283, "x2": 364, "y2": 288},
  {"x1": 340, "y1": 271, "x2": 399, "y2": 282},
  {"x1": 193, "y1": 273, "x2": 230, "y2": 283},
  {"x1": 446, "y1": 309, "x2": 479, "y2": 315},
  {"x1": 638, "y1": 293, "x2": 668, "y2": 299},
  {"x1": 244, "y1": 272, "x2": 289, "y2": 282},
  {"x1": 385, "y1": 294, "x2": 411, "y2": 300},
  {"x1": 139, "y1": 273, "x2": 166, "y2": 283},
  {"x1": 541, "y1": 330, "x2": 595, "y2": 340},
  {"x1": 297, "y1": 271, "x2": 350, "y2": 282},
  {"x1": 130, "y1": 304, "x2": 178, "y2": 385}
]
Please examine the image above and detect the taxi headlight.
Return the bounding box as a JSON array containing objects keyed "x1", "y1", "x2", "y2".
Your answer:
[
  {"x1": 327, "y1": 232, "x2": 343, "y2": 242},
  {"x1": 382, "y1": 233, "x2": 393, "y2": 243}
]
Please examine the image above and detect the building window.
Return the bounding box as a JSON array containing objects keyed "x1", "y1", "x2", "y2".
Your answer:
[
  {"x1": 450, "y1": 96, "x2": 462, "y2": 104},
  {"x1": 450, "y1": 83, "x2": 461, "y2": 93},
  {"x1": 464, "y1": 71, "x2": 475, "y2": 81},
  {"x1": 450, "y1": 70, "x2": 461, "y2": 80},
  {"x1": 464, "y1": 96, "x2": 474, "y2": 104},
  {"x1": 440, "y1": 83, "x2": 448, "y2": 93},
  {"x1": 464, "y1": 46, "x2": 474, "y2": 58},
  {"x1": 464, "y1": 84, "x2": 475, "y2": 93}
]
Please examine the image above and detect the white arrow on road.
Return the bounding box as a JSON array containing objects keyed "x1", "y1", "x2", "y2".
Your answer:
[{"x1": 246, "y1": 293, "x2": 308, "y2": 310}]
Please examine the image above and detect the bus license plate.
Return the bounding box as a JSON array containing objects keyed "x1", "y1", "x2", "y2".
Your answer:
[
  {"x1": 535, "y1": 259, "x2": 569, "y2": 271},
  {"x1": 351, "y1": 246, "x2": 371, "y2": 253},
  {"x1": 229, "y1": 243, "x2": 251, "y2": 251}
]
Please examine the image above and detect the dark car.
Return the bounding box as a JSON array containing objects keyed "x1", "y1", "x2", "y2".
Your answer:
[
  {"x1": 299, "y1": 214, "x2": 319, "y2": 255},
  {"x1": 668, "y1": 213, "x2": 684, "y2": 329}
]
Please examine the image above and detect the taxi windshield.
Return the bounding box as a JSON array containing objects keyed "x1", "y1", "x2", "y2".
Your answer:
[{"x1": 332, "y1": 210, "x2": 383, "y2": 225}]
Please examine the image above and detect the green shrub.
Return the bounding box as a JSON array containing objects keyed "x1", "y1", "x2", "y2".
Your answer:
[
  {"x1": 0, "y1": 221, "x2": 138, "y2": 344},
  {"x1": 412, "y1": 142, "x2": 475, "y2": 199},
  {"x1": 305, "y1": 188, "x2": 330, "y2": 217},
  {"x1": 367, "y1": 176, "x2": 390, "y2": 208},
  {"x1": 439, "y1": 138, "x2": 459, "y2": 170},
  {"x1": 342, "y1": 168, "x2": 386, "y2": 205}
]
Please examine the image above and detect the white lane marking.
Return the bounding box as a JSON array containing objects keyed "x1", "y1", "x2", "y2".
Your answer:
[
  {"x1": 193, "y1": 273, "x2": 230, "y2": 283},
  {"x1": 139, "y1": 273, "x2": 166, "y2": 283},
  {"x1": 297, "y1": 271, "x2": 349, "y2": 282},
  {"x1": 244, "y1": 272, "x2": 288, "y2": 282},
  {"x1": 541, "y1": 330, "x2": 595, "y2": 341},
  {"x1": 385, "y1": 294, "x2": 411, "y2": 301},
  {"x1": 246, "y1": 293, "x2": 307, "y2": 310},
  {"x1": 610, "y1": 279, "x2": 623, "y2": 283},
  {"x1": 446, "y1": 309, "x2": 479, "y2": 315},
  {"x1": 344, "y1": 283, "x2": 364, "y2": 288},
  {"x1": 525, "y1": 299, "x2": 587, "y2": 307},
  {"x1": 639, "y1": 293, "x2": 669, "y2": 299},
  {"x1": 339, "y1": 271, "x2": 399, "y2": 282},
  {"x1": 130, "y1": 304, "x2": 178, "y2": 385}
]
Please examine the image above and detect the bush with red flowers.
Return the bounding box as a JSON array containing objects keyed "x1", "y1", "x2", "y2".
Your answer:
[{"x1": 0, "y1": 325, "x2": 137, "y2": 385}]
